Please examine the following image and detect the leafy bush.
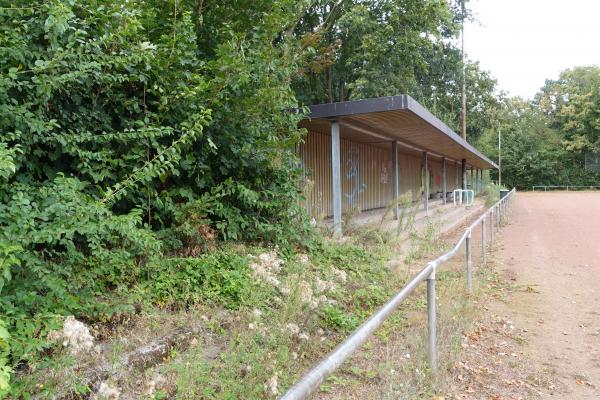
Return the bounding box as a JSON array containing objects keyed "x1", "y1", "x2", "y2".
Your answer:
[
  {"x1": 0, "y1": 0, "x2": 313, "y2": 385},
  {"x1": 140, "y1": 250, "x2": 266, "y2": 310},
  {"x1": 0, "y1": 244, "x2": 19, "y2": 398},
  {"x1": 0, "y1": 1, "x2": 309, "y2": 244},
  {"x1": 0, "y1": 177, "x2": 160, "y2": 367}
]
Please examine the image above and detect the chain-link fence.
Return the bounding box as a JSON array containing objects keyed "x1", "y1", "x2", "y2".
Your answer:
[{"x1": 585, "y1": 152, "x2": 600, "y2": 172}]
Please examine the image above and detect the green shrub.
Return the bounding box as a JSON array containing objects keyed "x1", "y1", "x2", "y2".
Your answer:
[
  {"x1": 141, "y1": 250, "x2": 265, "y2": 310},
  {"x1": 0, "y1": 177, "x2": 160, "y2": 368},
  {"x1": 0, "y1": 244, "x2": 19, "y2": 398}
]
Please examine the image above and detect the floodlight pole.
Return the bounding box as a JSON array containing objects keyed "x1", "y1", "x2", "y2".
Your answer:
[
  {"x1": 461, "y1": 0, "x2": 467, "y2": 141},
  {"x1": 498, "y1": 129, "x2": 502, "y2": 187}
]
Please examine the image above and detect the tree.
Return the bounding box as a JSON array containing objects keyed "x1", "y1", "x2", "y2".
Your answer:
[
  {"x1": 536, "y1": 66, "x2": 600, "y2": 153},
  {"x1": 291, "y1": 0, "x2": 499, "y2": 143},
  {"x1": 477, "y1": 98, "x2": 564, "y2": 189},
  {"x1": 292, "y1": 0, "x2": 461, "y2": 104}
]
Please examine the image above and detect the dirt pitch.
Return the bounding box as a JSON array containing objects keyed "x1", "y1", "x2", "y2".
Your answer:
[{"x1": 488, "y1": 192, "x2": 600, "y2": 398}]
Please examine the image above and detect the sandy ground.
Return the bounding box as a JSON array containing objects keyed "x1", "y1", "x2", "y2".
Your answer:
[
  {"x1": 306, "y1": 192, "x2": 600, "y2": 399},
  {"x1": 492, "y1": 192, "x2": 600, "y2": 399}
]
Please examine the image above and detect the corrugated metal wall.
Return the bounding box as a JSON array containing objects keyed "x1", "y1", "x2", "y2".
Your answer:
[
  {"x1": 300, "y1": 131, "x2": 435, "y2": 218},
  {"x1": 428, "y1": 159, "x2": 462, "y2": 197}
]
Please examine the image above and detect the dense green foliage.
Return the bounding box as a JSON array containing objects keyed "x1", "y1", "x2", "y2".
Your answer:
[
  {"x1": 0, "y1": 0, "x2": 598, "y2": 395},
  {"x1": 0, "y1": 0, "x2": 311, "y2": 386},
  {"x1": 292, "y1": 0, "x2": 500, "y2": 141},
  {"x1": 140, "y1": 251, "x2": 268, "y2": 309},
  {"x1": 477, "y1": 66, "x2": 600, "y2": 189}
]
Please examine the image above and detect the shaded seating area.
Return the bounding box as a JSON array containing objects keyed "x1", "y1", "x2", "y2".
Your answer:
[{"x1": 298, "y1": 95, "x2": 498, "y2": 236}]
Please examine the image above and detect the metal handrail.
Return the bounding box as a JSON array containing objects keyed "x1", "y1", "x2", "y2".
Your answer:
[
  {"x1": 532, "y1": 185, "x2": 600, "y2": 191},
  {"x1": 280, "y1": 188, "x2": 517, "y2": 400}
]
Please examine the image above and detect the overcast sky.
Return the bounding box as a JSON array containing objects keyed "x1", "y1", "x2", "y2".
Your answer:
[{"x1": 464, "y1": 0, "x2": 600, "y2": 99}]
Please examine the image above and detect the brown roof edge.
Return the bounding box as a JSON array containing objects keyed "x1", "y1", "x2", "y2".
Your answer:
[{"x1": 305, "y1": 95, "x2": 498, "y2": 170}]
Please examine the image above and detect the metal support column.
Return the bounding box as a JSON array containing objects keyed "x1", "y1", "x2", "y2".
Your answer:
[
  {"x1": 392, "y1": 141, "x2": 399, "y2": 220},
  {"x1": 441, "y1": 157, "x2": 447, "y2": 205},
  {"x1": 461, "y1": 159, "x2": 467, "y2": 203},
  {"x1": 427, "y1": 267, "x2": 437, "y2": 373},
  {"x1": 454, "y1": 161, "x2": 459, "y2": 190},
  {"x1": 466, "y1": 230, "x2": 473, "y2": 295},
  {"x1": 470, "y1": 167, "x2": 473, "y2": 193},
  {"x1": 422, "y1": 151, "x2": 429, "y2": 213},
  {"x1": 331, "y1": 121, "x2": 342, "y2": 237}
]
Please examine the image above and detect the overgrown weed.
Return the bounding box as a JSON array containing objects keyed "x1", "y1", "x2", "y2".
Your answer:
[{"x1": 405, "y1": 219, "x2": 444, "y2": 265}]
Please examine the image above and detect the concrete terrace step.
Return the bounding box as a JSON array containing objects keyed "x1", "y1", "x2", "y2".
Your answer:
[{"x1": 339, "y1": 197, "x2": 486, "y2": 269}]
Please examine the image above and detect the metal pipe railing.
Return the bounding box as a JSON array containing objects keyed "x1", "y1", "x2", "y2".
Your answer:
[
  {"x1": 532, "y1": 185, "x2": 600, "y2": 191},
  {"x1": 280, "y1": 188, "x2": 517, "y2": 400}
]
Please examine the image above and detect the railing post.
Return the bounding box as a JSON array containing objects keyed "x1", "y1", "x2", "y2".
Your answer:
[
  {"x1": 496, "y1": 204, "x2": 499, "y2": 229},
  {"x1": 481, "y1": 217, "x2": 486, "y2": 266},
  {"x1": 490, "y1": 208, "x2": 495, "y2": 248},
  {"x1": 499, "y1": 201, "x2": 503, "y2": 226},
  {"x1": 495, "y1": 205, "x2": 499, "y2": 231},
  {"x1": 466, "y1": 229, "x2": 473, "y2": 295},
  {"x1": 427, "y1": 266, "x2": 437, "y2": 374}
]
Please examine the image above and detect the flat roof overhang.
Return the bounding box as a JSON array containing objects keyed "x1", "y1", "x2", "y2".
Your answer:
[{"x1": 300, "y1": 95, "x2": 498, "y2": 170}]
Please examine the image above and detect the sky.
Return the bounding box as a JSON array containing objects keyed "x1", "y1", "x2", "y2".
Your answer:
[{"x1": 465, "y1": 0, "x2": 600, "y2": 99}]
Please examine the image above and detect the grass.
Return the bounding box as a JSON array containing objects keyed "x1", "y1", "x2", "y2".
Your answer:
[
  {"x1": 405, "y1": 219, "x2": 444, "y2": 265},
  {"x1": 138, "y1": 239, "x2": 404, "y2": 399},
  {"x1": 302, "y1": 206, "x2": 510, "y2": 399},
  {"x1": 13, "y1": 191, "x2": 507, "y2": 399}
]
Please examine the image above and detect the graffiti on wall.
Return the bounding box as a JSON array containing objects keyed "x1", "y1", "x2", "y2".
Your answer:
[
  {"x1": 344, "y1": 146, "x2": 366, "y2": 207},
  {"x1": 380, "y1": 165, "x2": 388, "y2": 184}
]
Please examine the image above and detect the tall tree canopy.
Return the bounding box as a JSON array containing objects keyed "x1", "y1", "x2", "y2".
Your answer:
[
  {"x1": 476, "y1": 66, "x2": 600, "y2": 189},
  {"x1": 293, "y1": 0, "x2": 460, "y2": 102},
  {"x1": 536, "y1": 66, "x2": 600, "y2": 153},
  {"x1": 292, "y1": 0, "x2": 499, "y2": 143}
]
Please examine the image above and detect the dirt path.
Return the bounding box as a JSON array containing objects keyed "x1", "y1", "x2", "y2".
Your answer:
[
  {"x1": 308, "y1": 193, "x2": 600, "y2": 399},
  {"x1": 494, "y1": 192, "x2": 600, "y2": 398}
]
